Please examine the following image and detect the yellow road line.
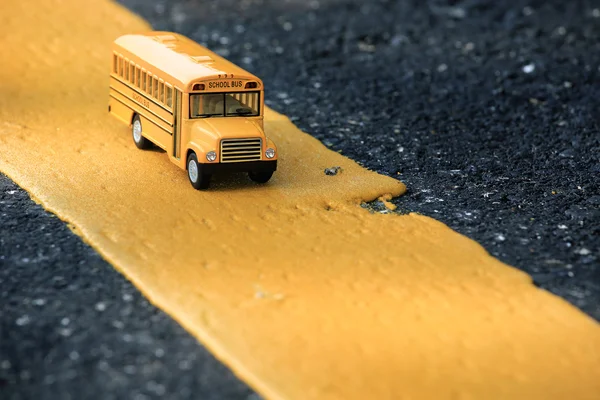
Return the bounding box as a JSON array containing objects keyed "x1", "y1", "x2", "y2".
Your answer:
[{"x1": 1, "y1": 1, "x2": 599, "y2": 399}]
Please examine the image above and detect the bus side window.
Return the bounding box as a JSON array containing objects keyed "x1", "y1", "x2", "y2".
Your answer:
[
  {"x1": 142, "y1": 71, "x2": 147, "y2": 92},
  {"x1": 129, "y1": 63, "x2": 135, "y2": 83},
  {"x1": 113, "y1": 54, "x2": 118, "y2": 74},
  {"x1": 135, "y1": 67, "x2": 141, "y2": 87},
  {"x1": 153, "y1": 77, "x2": 159, "y2": 99},
  {"x1": 118, "y1": 56, "x2": 123, "y2": 77},
  {"x1": 159, "y1": 82, "x2": 165, "y2": 103},
  {"x1": 166, "y1": 86, "x2": 173, "y2": 108},
  {"x1": 124, "y1": 59, "x2": 129, "y2": 80}
]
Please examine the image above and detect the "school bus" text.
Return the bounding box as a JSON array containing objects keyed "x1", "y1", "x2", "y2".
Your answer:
[
  {"x1": 133, "y1": 92, "x2": 150, "y2": 108},
  {"x1": 208, "y1": 80, "x2": 243, "y2": 89}
]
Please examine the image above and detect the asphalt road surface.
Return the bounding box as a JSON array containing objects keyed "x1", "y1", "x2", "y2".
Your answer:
[{"x1": 2, "y1": 0, "x2": 599, "y2": 399}]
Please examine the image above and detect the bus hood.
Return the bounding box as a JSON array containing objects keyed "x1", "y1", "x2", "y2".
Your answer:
[{"x1": 192, "y1": 118, "x2": 264, "y2": 141}]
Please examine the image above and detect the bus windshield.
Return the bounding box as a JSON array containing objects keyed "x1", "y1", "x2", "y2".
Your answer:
[{"x1": 190, "y1": 91, "x2": 260, "y2": 118}]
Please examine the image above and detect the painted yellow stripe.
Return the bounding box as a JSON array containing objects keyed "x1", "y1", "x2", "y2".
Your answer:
[{"x1": 1, "y1": 1, "x2": 599, "y2": 400}]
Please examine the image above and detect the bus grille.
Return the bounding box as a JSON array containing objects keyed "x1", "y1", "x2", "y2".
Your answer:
[{"x1": 220, "y1": 138, "x2": 262, "y2": 163}]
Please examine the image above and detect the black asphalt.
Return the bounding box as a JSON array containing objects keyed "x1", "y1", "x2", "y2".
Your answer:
[{"x1": 1, "y1": 0, "x2": 599, "y2": 399}]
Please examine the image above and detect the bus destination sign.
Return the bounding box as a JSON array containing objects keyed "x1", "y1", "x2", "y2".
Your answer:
[{"x1": 207, "y1": 80, "x2": 243, "y2": 90}]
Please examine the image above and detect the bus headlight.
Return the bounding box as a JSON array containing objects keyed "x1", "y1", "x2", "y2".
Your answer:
[
  {"x1": 206, "y1": 151, "x2": 217, "y2": 162},
  {"x1": 265, "y1": 148, "x2": 275, "y2": 159}
]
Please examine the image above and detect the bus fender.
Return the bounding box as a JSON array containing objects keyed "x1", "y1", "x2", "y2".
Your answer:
[
  {"x1": 127, "y1": 110, "x2": 137, "y2": 126},
  {"x1": 186, "y1": 143, "x2": 208, "y2": 164}
]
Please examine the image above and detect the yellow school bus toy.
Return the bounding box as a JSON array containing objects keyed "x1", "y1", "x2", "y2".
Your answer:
[{"x1": 108, "y1": 32, "x2": 277, "y2": 189}]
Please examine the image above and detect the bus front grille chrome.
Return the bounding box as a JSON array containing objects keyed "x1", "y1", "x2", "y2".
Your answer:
[{"x1": 220, "y1": 138, "x2": 262, "y2": 163}]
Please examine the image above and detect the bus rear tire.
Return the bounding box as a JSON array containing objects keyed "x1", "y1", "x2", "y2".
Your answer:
[
  {"x1": 132, "y1": 115, "x2": 152, "y2": 150},
  {"x1": 248, "y1": 171, "x2": 273, "y2": 184},
  {"x1": 187, "y1": 152, "x2": 211, "y2": 190}
]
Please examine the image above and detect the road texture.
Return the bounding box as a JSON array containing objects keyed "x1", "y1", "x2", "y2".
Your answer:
[{"x1": 1, "y1": 0, "x2": 599, "y2": 399}]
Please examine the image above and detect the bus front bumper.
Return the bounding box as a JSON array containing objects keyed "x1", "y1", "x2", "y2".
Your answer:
[{"x1": 200, "y1": 160, "x2": 277, "y2": 175}]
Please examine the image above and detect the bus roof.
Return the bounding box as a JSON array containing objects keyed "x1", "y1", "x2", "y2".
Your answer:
[{"x1": 113, "y1": 32, "x2": 262, "y2": 89}]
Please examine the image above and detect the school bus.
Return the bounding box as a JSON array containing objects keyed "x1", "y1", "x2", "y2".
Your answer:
[{"x1": 108, "y1": 31, "x2": 277, "y2": 189}]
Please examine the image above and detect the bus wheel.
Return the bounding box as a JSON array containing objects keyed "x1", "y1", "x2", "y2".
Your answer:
[
  {"x1": 132, "y1": 115, "x2": 152, "y2": 150},
  {"x1": 248, "y1": 171, "x2": 273, "y2": 184},
  {"x1": 187, "y1": 152, "x2": 211, "y2": 190}
]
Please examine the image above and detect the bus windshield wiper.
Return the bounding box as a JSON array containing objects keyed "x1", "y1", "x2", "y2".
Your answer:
[
  {"x1": 194, "y1": 113, "x2": 218, "y2": 118},
  {"x1": 228, "y1": 108, "x2": 253, "y2": 116}
]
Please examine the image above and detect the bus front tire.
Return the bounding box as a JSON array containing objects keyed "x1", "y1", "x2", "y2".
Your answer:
[
  {"x1": 132, "y1": 115, "x2": 152, "y2": 150},
  {"x1": 248, "y1": 171, "x2": 273, "y2": 184},
  {"x1": 187, "y1": 153, "x2": 211, "y2": 190}
]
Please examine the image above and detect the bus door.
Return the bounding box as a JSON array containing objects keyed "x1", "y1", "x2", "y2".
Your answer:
[{"x1": 172, "y1": 89, "x2": 182, "y2": 159}]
